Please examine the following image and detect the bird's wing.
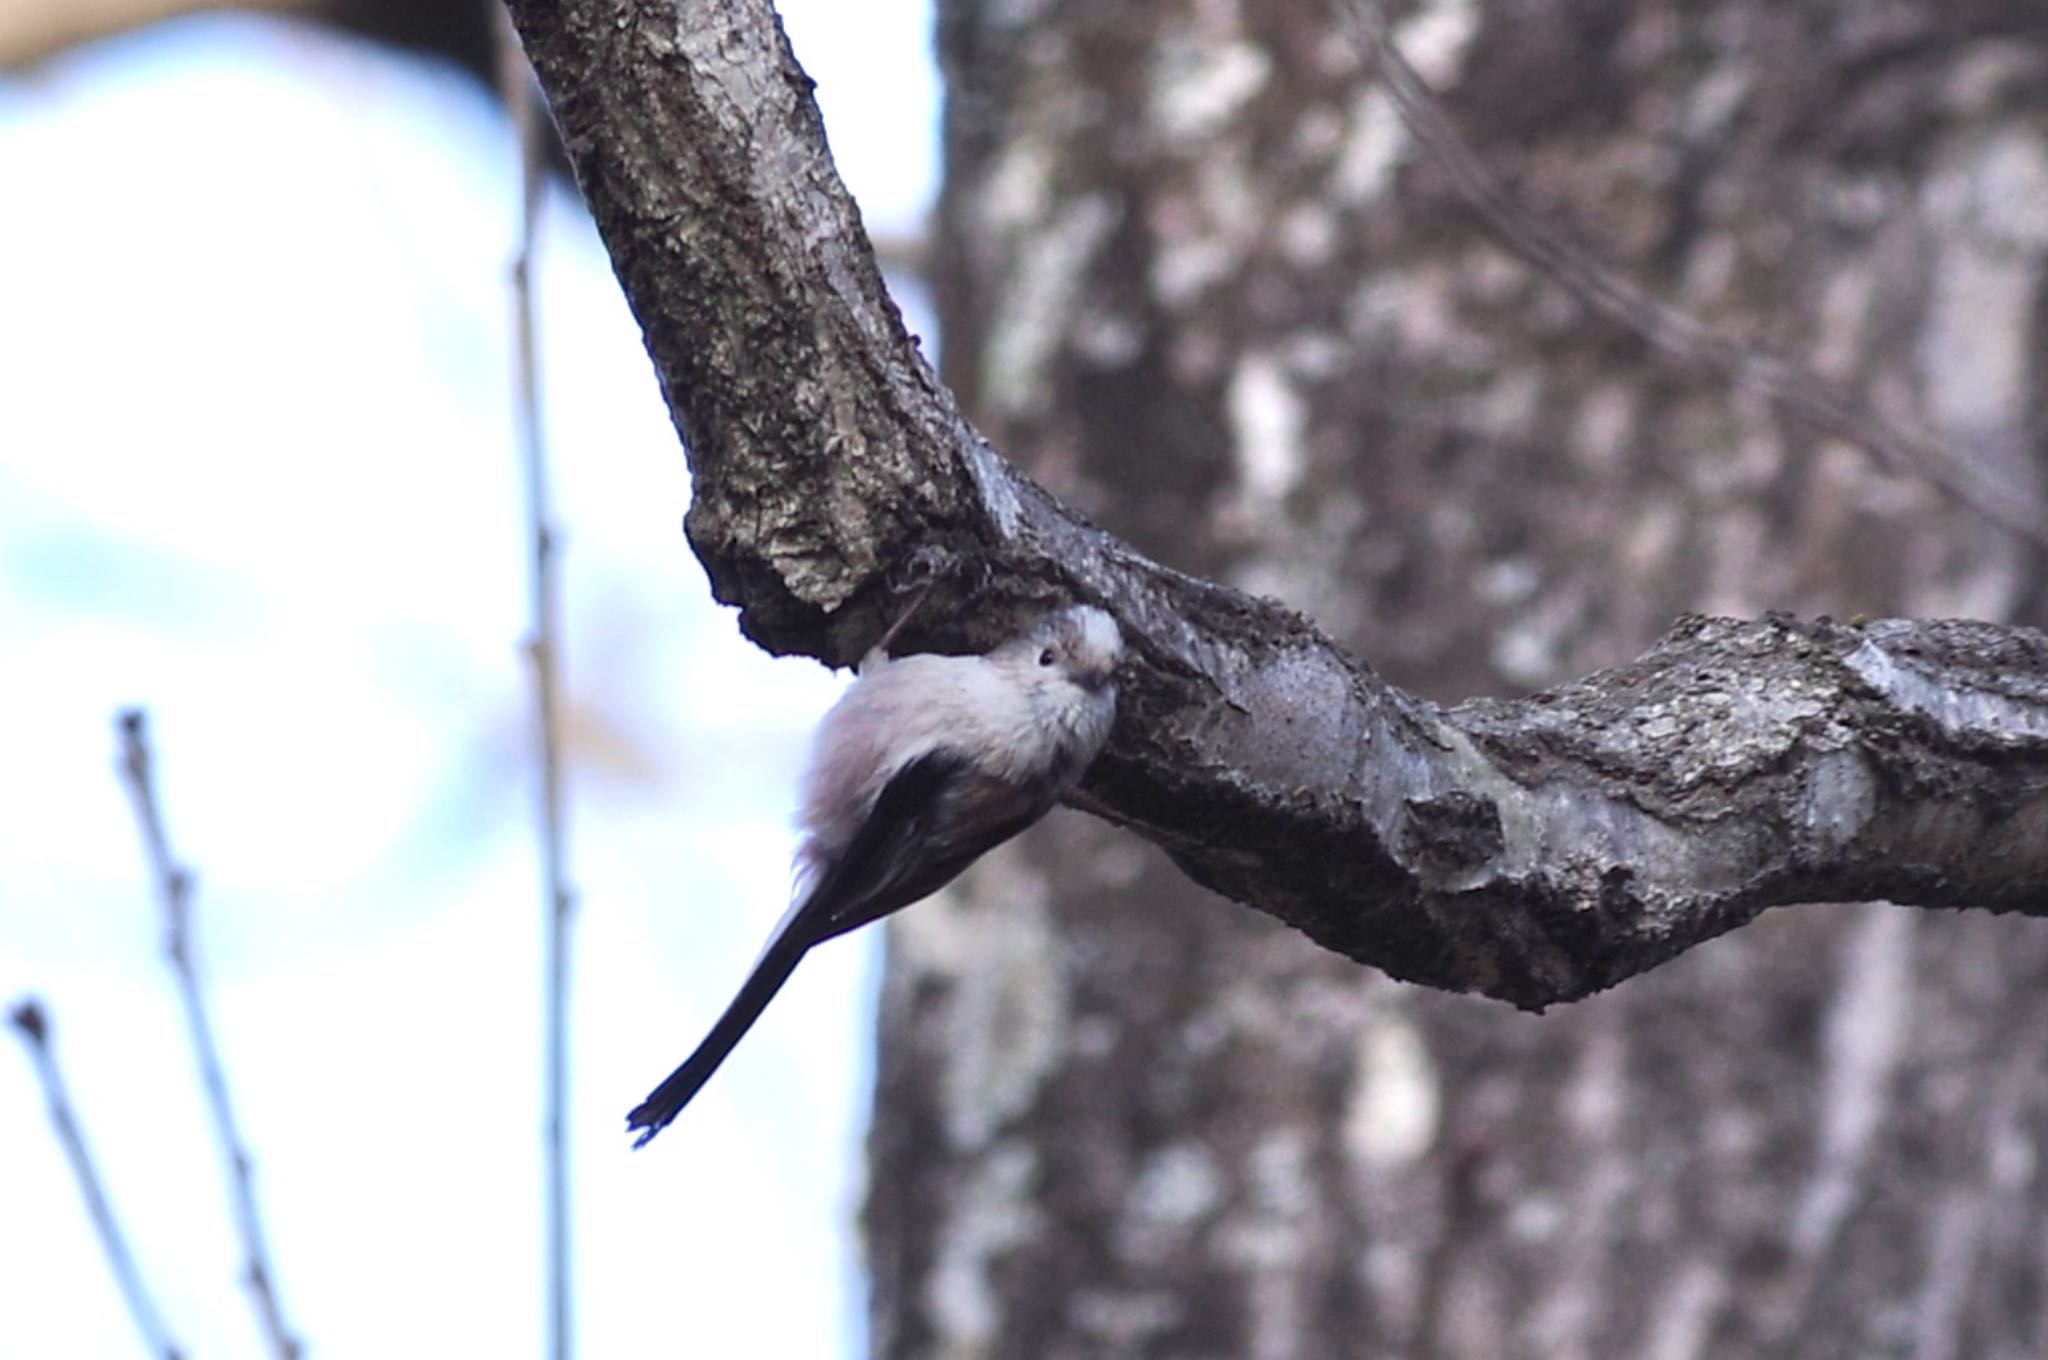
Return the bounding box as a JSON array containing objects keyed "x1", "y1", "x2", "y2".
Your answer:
[
  {"x1": 626, "y1": 750, "x2": 1047, "y2": 1145},
  {"x1": 797, "y1": 747, "x2": 1050, "y2": 947}
]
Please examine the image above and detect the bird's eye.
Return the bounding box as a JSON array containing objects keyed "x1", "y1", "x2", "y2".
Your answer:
[{"x1": 1039, "y1": 647, "x2": 1057, "y2": 667}]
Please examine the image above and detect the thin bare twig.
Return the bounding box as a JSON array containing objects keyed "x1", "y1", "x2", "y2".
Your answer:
[
  {"x1": 869, "y1": 575, "x2": 940, "y2": 657},
  {"x1": 494, "y1": 14, "x2": 576, "y2": 1360},
  {"x1": 115, "y1": 709, "x2": 301, "y2": 1360},
  {"x1": 9, "y1": 998, "x2": 185, "y2": 1360},
  {"x1": 1342, "y1": 0, "x2": 2048, "y2": 552}
]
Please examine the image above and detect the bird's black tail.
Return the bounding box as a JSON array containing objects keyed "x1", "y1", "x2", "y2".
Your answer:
[{"x1": 627, "y1": 931, "x2": 809, "y2": 1147}]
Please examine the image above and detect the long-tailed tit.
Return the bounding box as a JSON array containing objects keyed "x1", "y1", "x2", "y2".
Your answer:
[{"x1": 628, "y1": 604, "x2": 1124, "y2": 1146}]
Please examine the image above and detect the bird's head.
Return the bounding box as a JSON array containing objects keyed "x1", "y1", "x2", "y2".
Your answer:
[{"x1": 1003, "y1": 604, "x2": 1124, "y2": 697}]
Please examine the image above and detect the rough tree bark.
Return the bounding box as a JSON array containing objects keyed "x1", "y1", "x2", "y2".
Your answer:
[
  {"x1": 874, "y1": 3, "x2": 2048, "y2": 1357},
  {"x1": 495, "y1": 0, "x2": 2048, "y2": 1353}
]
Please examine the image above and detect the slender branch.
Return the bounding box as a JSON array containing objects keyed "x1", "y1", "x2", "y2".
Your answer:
[
  {"x1": 9, "y1": 999, "x2": 185, "y2": 1360},
  {"x1": 114, "y1": 710, "x2": 301, "y2": 1360},
  {"x1": 500, "y1": 0, "x2": 2048, "y2": 1009},
  {"x1": 495, "y1": 12, "x2": 575, "y2": 1359},
  {"x1": 1341, "y1": 0, "x2": 2048, "y2": 552}
]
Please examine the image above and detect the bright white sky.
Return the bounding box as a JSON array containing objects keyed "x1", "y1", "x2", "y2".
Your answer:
[{"x1": 0, "y1": 5, "x2": 937, "y2": 1356}]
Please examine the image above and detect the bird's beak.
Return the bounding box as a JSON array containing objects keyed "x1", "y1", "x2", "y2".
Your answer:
[{"x1": 1078, "y1": 669, "x2": 1111, "y2": 694}]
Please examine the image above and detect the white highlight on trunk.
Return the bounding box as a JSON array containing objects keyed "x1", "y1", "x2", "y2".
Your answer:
[
  {"x1": 1921, "y1": 241, "x2": 2033, "y2": 431},
  {"x1": 1344, "y1": 1011, "x2": 1441, "y2": 1168},
  {"x1": 937, "y1": 850, "x2": 1071, "y2": 1152},
  {"x1": 1393, "y1": 0, "x2": 1480, "y2": 86},
  {"x1": 1151, "y1": 35, "x2": 1270, "y2": 145},
  {"x1": 926, "y1": 1141, "x2": 1044, "y2": 1350},
  {"x1": 1970, "y1": 128, "x2": 2048, "y2": 251},
  {"x1": 1121, "y1": 1142, "x2": 1227, "y2": 1266},
  {"x1": 1526, "y1": 1025, "x2": 1628, "y2": 1360},
  {"x1": 1228, "y1": 351, "x2": 1308, "y2": 510},
  {"x1": 1791, "y1": 905, "x2": 1913, "y2": 1257},
  {"x1": 985, "y1": 194, "x2": 1120, "y2": 418},
  {"x1": 1223, "y1": 1129, "x2": 1315, "y2": 1360},
  {"x1": 1333, "y1": 87, "x2": 1406, "y2": 204},
  {"x1": 1642, "y1": 1259, "x2": 1732, "y2": 1360}
]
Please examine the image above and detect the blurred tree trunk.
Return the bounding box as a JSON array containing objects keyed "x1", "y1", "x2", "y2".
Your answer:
[{"x1": 868, "y1": 2, "x2": 2048, "y2": 1356}]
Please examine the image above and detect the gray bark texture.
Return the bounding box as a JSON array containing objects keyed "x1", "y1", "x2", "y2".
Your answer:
[{"x1": 496, "y1": 0, "x2": 2048, "y2": 1353}]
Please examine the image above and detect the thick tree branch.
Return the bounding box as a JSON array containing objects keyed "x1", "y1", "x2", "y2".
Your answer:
[{"x1": 502, "y1": 0, "x2": 2048, "y2": 1008}]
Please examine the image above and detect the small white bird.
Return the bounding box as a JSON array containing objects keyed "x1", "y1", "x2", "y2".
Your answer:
[{"x1": 628, "y1": 603, "x2": 1124, "y2": 1146}]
